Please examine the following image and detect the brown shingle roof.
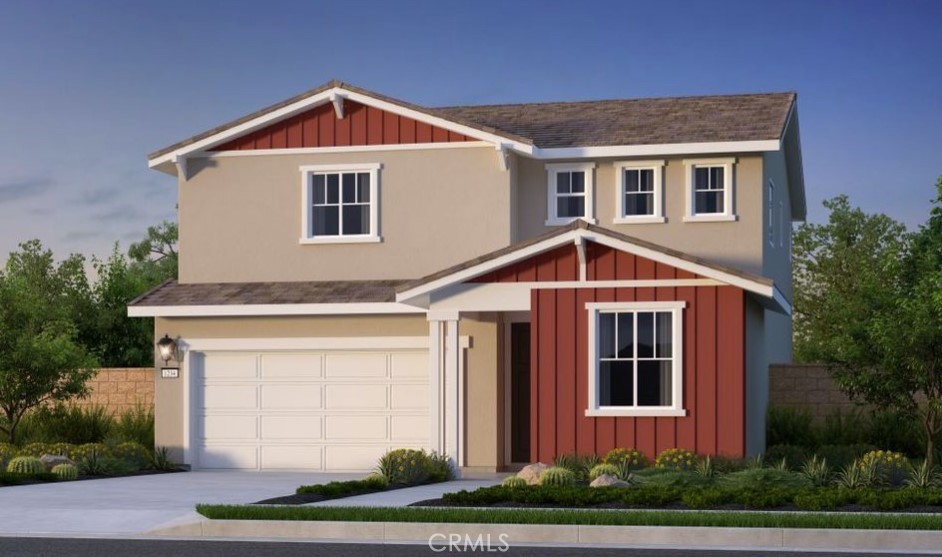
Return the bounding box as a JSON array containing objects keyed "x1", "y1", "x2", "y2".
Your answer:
[
  {"x1": 129, "y1": 279, "x2": 409, "y2": 307},
  {"x1": 149, "y1": 80, "x2": 795, "y2": 159},
  {"x1": 432, "y1": 92, "x2": 795, "y2": 148}
]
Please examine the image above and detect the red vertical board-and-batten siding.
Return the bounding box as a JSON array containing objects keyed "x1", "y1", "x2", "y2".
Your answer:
[
  {"x1": 210, "y1": 100, "x2": 472, "y2": 151},
  {"x1": 475, "y1": 242, "x2": 747, "y2": 460}
]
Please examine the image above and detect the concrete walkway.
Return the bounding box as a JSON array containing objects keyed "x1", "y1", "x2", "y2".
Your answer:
[
  {"x1": 0, "y1": 470, "x2": 359, "y2": 536},
  {"x1": 309, "y1": 479, "x2": 501, "y2": 507}
]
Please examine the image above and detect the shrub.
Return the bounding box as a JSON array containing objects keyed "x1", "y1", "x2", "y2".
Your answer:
[
  {"x1": 377, "y1": 449, "x2": 432, "y2": 486},
  {"x1": 16, "y1": 443, "x2": 52, "y2": 458},
  {"x1": 588, "y1": 463, "x2": 621, "y2": 481},
  {"x1": 78, "y1": 452, "x2": 133, "y2": 476},
  {"x1": 711, "y1": 455, "x2": 751, "y2": 473},
  {"x1": 17, "y1": 404, "x2": 114, "y2": 446},
  {"x1": 634, "y1": 469, "x2": 710, "y2": 488},
  {"x1": 767, "y1": 407, "x2": 816, "y2": 448},
  {"x1": 800, "y1": 455, "x2": 832, "y2": 487},
  {"x1": 860, "y1": 450, "x2": 908, "y2": 486},
  {"x1": 151, "y1": 446, "x2": 177, "y2": 471},
  {"x1": 71, "y1": 443, "x2": 113, "y2": 461},
  {"x1": 48, "y1": 443, "x2": 76, "y2": 458},
  {"x1": 553, "y1": 453, "x2": 599, "y2": 482},
  {"x1": 111, "y1": 406, "x2": 155, "y2": 448},
  {"x1": 818, "y1": 409, "x2": 868, "y2": 446},
  {"x1": 654, "y1": 448, "x2": 699, "y2": 471},
  {"x1": 736, "y1": 487, "x2": 798, "y2": 509},
  {"x1": 681, "y1": 487, "x2": 732, "y2": 509},
  {"x1": 0, "y1": 444, "x2": 16, "y2": 468},
  {"x1": 833, "y1": 459, "x2": 871, "y2": 489},
  {"x1": 7, "y1": 456, "x2": 45, "y2": 475},
  {"x1": 602, "y1": 448, "x2": 649, "y2": 471},
  {"x1": 764, "y1": 444, "x2": 810, "y2": 470},
  {"x1": 501, "y1": 476, "x2": 528, "y2": 488},
  {"x1": 363, "y1": 472, "x2": 389, "y2": 489},
  {"x1": 693, "y1": 456, "x2": 715, "y2": 479},
  {"x1": 539, "y1": 466, "x2": 577, "y2": 487},
  {"x1": 52, "y1": 463, "x2": 78, "y2": 481},
  {"x1": 427, "y1": 452, "x2": 453, "y2": 483},
  {"x1": 111, "y1": 442, "x2": 152, "y2": 470},
  {"x1": 621, "y1": 485, "x2": 682, "y2": 507},
  {"x1": 718, "y1": 468, "x2": 811, "y2": 490},
  {"x1": 296, "y1": 476, "x2": 389, "y2": 497},
  {"x1": 793, "y1": 488, "x2": 856, "y2": 511},
  {"x1": 905, "y1": 459, "x2": 942, "y2": 489},
  {"x1": 815, "y1": 443, "x2": 876, "y2": 470}
]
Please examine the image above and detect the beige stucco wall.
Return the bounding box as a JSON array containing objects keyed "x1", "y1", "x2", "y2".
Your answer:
[
  {"x1": 179, "y1": 147, "x2": 511, "y2": 283},
  {"x1": 153, "y1": 314, "x2": 500, "y2": 470},
  {"x1": 512, "y1": 154, "x2": 766, "y2": 275},
  {"x1": 459, "y1": 313, "x2": 500, "y2": 470}
]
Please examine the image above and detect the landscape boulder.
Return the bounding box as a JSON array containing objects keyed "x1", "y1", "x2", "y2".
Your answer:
[
  {"x1": 40, "y1": 454, "x2": 75, "y2": 471},
  {"x1": 589, "y1": 474, "x2": 630, "y2": 488},
  {"x1": 516, "y1": 462, "x2": 550, "y2": 485}
]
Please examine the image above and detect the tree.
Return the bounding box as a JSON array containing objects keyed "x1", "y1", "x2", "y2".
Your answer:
[
  {"x1": 128, "y1": 220, "x2": 178, "y2": 285},
  {"x1": 0, "y1": 241, "x2": 97, "y2": 443},
  {"x1": 794, "y1": 182, "x2": 942, "y2": 465}
]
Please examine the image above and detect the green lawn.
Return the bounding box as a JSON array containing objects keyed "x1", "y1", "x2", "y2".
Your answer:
[{"x1": 196, "y1": 504, "x2": 942, "y2": 530}]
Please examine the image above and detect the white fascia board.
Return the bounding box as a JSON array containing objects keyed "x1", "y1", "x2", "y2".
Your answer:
[
  {"x1": 127, "y1": 302, "x2": 426, "y2": 318},
  {"x1": 530, "y1": 140, "x2": 780, "y2": 160}
]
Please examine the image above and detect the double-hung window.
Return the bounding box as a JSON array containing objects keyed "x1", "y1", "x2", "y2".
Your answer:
[
  {"x1": 299, "y1": 163, "x2": 381, "y2": 244},
  {"x1": 614, "y1": 160, "x2": 665, "y2": 224},
  {"x1": 683, "y1": 158, "x2": 736, "y2": 222},
  {"x1": 586, "y1": 301, "x2": 685, "y2": 417},
  {"x1": 545, "y1": 163, "x2": 596, "y2": 226}
]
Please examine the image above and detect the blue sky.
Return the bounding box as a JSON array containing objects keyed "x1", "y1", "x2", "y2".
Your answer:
[{"x1": 1, "y1": 0, "x2": 940, "y2": 264}]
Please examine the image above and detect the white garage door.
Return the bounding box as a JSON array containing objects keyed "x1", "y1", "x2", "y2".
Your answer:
[{"x1": 194, "y1": 347, "x2": 429, "y2": 471}]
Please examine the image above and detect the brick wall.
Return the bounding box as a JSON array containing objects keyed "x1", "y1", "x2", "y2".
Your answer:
[
  {"x1": 73, "y1": 368, "x2": 154, "y2": 414},
  {"x1": 769, "y1": 364, "x2": 863, "y2": 420}
]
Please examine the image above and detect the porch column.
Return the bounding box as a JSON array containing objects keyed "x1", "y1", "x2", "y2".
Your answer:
[{"x1": 428, "y1": 311, "x2": 461, "y2": 473}]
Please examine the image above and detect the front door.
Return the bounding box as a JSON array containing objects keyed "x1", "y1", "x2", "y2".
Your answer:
[{"x1": 510, "y1": 323, "x2": 531, "y2": 463}]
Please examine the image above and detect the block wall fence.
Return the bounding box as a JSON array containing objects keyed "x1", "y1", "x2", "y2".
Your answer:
[{"x1": 74, "y1": 368, "x2": 154, "y2": 414}]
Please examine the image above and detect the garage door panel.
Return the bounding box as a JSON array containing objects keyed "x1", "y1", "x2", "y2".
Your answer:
[
  {"x1": 261, "y1": 354, "x2": 322, "y2": 379},
  {"x1": 203, "y1": 354, "x2": 257, "y2": 379},
  {"x1": 197, "y1": 345, "x2": 428, "y2": 471},
  {"x1": 261, "y1": 416, "x2": 322, "y2": 440},
  {"x1": 199, "y1": 445, "x2": 258, "y2": 469},
  {"x1": 203, "y1": 385, "x2": 257, "y2": 409},
  {"x1": 260, "y1": 384, "x2": 322, "y2": 410},
  {"x1": 261, "y1": 446, "x2": 322, "y2": 469},
  {"x1": 325, "y1": 353, "x2": 387, "y2": 378},
  {"x1": 391, "y1": 415, "x2": 428, "y2": 441},
  {"x1": 391, "y1": 384, "x2": 429, "y2": 410},
  {"x1": 325, "y1": 445, "x2": 388, "y2": 470},
  {"x1": 202, "y1": 415, "x2": 257, "y2": 440},
  {"x1": 390, "y1": 352, "x2": 427, "y2": 378},
  {"x1": 326, "y1": 415, "x2": 387, "y2": 440},
  {"x1": 325, "y1": 384, "x2": 387, "y2": 410}
]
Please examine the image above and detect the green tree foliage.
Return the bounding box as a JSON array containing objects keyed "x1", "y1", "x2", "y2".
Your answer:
[
  {"x1": 0, "y1": 241, "x2": 97, "y2": 443},
  {"x1": 794, "y1": 178, "x2": 942, "y2": 465},
  {"x1": 128, "y1": 221, "x2": 177, "y2": 285}
]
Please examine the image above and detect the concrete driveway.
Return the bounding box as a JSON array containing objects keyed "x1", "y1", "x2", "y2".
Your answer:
[{"x1": 0, "y1": 470, "x2": 359, "y2": 536}]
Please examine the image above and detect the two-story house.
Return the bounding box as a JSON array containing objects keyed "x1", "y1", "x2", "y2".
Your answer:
[{"x1": 131, "y1": 80, "x2": 805, "y2": 472}]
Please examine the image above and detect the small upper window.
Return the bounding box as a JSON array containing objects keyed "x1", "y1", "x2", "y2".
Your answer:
[
  {"x1": 614, "y1": 160, "x2": 665, "y2": 224},
  {"x1": 299, "y1": 163, "x2": 381, "y2": 244},
  {"x1": 683, "y1": 158, "x2": 736, "y2": 222},
  {"x1": 545, "y1": 163, "x2": 596, "y2": 226},
  {"x1": 586, "y1": 301, "x2": 685, "y2": 417}
]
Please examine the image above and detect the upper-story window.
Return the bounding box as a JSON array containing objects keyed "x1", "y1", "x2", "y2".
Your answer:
[
  {"x1": 545, "y1": 162, "x2": 596, "y2": 226},
  {"x1": 683, "y1": 158, "x2": 736, "y2": 222},
  {"x1": 299, "y1": 163, "x2": 382, "y2": 244},
  {"x1": 614, "y1": 160, "x2": 666, "y2": 224}
]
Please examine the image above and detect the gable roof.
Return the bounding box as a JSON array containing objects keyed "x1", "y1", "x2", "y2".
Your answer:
[{"x1": 396, "y1": 220, "x2": 790, "y2": 315}]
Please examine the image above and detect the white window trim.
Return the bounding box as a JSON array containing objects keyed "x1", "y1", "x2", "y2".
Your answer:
[
  {"x1": 682, "y1": 158, "x2": 737, "y2": 223},
  {"x1": 613, "y1": 160, "x2": 666, "y2": 224},
  {"x1": 585, "y1": 301, "x2": 686, "y2": 418},
  {"x1": 545, "y1": 162, "x2": 597, "y2": 226},
  {"x1": 299, "y1": 163, "x2": 382, "y2": 244}
]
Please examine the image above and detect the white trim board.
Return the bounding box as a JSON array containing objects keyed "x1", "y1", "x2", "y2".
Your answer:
[{"x1": 128, "y1": 302, "x2": 426, "y2": 318}]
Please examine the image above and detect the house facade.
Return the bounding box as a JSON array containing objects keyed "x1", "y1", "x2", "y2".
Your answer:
[{"x1": 131, "y1": 81, "x2": 805, "y2": 472}]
